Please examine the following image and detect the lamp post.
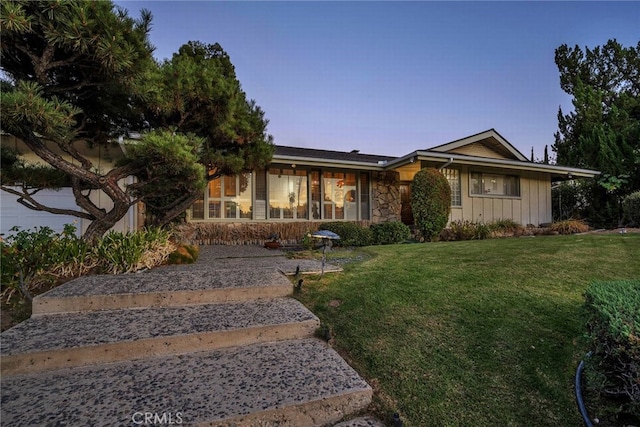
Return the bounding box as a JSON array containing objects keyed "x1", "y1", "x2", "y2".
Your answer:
[{"x1": 310, "y1": 230, "x2": 340, "y2": 277}]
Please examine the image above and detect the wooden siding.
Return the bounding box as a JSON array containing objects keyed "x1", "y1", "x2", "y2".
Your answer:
[
  {"x1": 448, "y1": 142, "x2": 512, "y2": 160},
  {"x1": 455, "y1": 165, "x2": 552, "y2": 226}
]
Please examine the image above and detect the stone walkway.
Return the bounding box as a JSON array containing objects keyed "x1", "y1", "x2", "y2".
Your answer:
[{"x1": 1, "y1": 245, "x2": 384, "y2": 426}]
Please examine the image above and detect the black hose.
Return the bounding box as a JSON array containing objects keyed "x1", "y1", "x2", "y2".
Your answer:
[{"x1": 575, "y1": 351, "x2": 594, "y2": 427}]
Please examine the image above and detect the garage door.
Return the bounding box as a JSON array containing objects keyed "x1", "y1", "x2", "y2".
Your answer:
[{"x1": 1, "y1": 188, "x2": 81, "y2": 237}]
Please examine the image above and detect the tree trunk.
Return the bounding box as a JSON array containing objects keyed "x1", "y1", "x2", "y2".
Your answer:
[
  {"x1": 153, "y1": 191, "x2": 201, "y2": 226},
  {"x1": 16, "y1": 131, "x2": 137, "y2": 242}
]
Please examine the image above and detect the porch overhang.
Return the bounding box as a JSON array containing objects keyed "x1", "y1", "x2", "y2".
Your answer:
[{"x1": 387, "y1": 151, "x2": 600, "y2": 180}]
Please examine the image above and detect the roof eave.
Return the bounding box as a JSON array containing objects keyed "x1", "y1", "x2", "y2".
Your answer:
[
  {"x1": 272, "y1": 154, "x2": 386, "y2": 171},
  {"x1": 389, "y1": 151, "x2": 600, "y2": 178},
  {"x1": 428, "y1": 129, "x2": 529, "y2": 162}
]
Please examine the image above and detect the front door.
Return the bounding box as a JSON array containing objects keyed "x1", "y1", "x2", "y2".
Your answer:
[{"x1": 400, "y1": 183, "x2": 414, "y2": 225}]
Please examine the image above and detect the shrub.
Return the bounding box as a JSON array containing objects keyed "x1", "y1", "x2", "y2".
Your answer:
[
  {"x1": 549, "y1": 219, "x2": 589, "y2": 234},
  {"x1": 1, "y1": 225, "x2": 64, "y2": 301},
  {"x1": 622, "y1": 191, "x2": 640, "y2": 227},
  {"x1": 370, "y1": 221, "x2": 411, "y2": 245},
  {"x1": 301, "y1": 231, "x2": 316, "y2": 250},
  {"x1": 168, "y1": 244, "x2": 200, "y2": 264},
  {"x1": 584, "y1": 280, "x2": 640, "y2": 417},
  {"x1": 488, "y1": 219, "x2": 524, "y2": 237},
  {"x1": 552, "y1": 181, "x2": 587, "y2": 221},
  {"x1": 94, "y1": 228, "x2": 176, "y2": 274},
  {"x1": 444, "y1": 220, "x2": 491, "y2": 241},
  {"x1": 1, "y1": 225, "x2": 176, "y2": 302},
  {"x1": 411, "y1": 168, "x2": 451, "y2": 241},
  {"x1": 318, "y1": 222, "x2": 373, "y2": 247}
]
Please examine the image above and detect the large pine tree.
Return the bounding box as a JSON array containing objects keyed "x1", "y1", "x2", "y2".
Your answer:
[{"x1": 1, "y1": 1, "x2": 273, "y2": 240}]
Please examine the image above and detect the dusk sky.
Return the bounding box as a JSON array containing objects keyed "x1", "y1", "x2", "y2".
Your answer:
[{"x1": 115, "y1": 1, "x2": 639, "y2": 161}]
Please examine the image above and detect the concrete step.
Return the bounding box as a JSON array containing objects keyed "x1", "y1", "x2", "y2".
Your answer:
[
  {"x1": 157, "y1": 257, "x2": 343, "y2": 276},
  {"x1": 32, "y1": 268, "x2": 294, "y2": 315},
  {"x1": 1, "y1": 338, "x2": 372, "y2": 427},
  {"x1": 2, "y1": 298, "x2": 319, "y2": 376}
]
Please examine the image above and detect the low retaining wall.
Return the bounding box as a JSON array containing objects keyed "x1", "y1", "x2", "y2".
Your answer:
[{"x1": 173, "y1": 221, "x2": 371, "y2": 246}]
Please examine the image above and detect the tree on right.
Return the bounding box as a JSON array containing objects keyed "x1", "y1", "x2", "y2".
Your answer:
[{"x1": 553, "y1": 39, "x2": 640, "y2": 228}]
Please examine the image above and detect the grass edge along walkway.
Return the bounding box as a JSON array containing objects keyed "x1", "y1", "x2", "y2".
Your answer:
[{"x1": 295, "y1": 234, "x2": 640, "y2": 427}]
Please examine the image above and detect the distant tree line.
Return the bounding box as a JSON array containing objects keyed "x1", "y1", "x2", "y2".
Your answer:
[{"x1": 553, "y1": 39, "x2": 639, "y2": 227}]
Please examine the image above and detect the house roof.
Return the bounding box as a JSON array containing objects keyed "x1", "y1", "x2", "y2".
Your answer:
[
  {"x1": 426, "y1": 129, "x2": 529, "y2": 161},
  {"x1": 272, "y1": 130, "x2": 600, "y2": 180},
  {"x1": 273, "y1": 145, "x2": 395, "y2": 170}
]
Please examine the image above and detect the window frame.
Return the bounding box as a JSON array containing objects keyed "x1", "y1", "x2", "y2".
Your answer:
[
  {"x1": 441, "y1": 168, "x2": 462, "y2": 207},
  {"x1": 199, "y1": 173, "x2": 254, "y2": 220},
  {"x1": 189, "y1": 168, "x2": 372, "y2": 222},
  {"x1": 469, "y1": 171, "x2": 520, "y2": 198}
]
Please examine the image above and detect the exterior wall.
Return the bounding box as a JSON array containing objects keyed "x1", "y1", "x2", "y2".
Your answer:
[
  {"x1": 1, "y1": 135, "x2": 138, "y2": 235},
  {"x1": 454, "y1": 165, "x2": 552, "y2": 226},
  {"x1": 448, "y1": 142, "x2": 510, "y2": 159},
  {"x1": 371, "y1": 170, "x2": 401, "y2": 224},
  {"x1": 2, "y1": 134, "x2": 124, "y2": 172},
  {"x1": 0, "y1": 187, "x2": 137, "y2": 236}
]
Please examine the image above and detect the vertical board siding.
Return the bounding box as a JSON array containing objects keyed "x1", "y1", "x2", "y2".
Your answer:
[{"x1": 454, "y1": 169, "x2": 551, "y2": 227}]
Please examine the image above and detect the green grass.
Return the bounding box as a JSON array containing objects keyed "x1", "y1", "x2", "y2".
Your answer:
[{"x1": 295, "y1": 234, "x2": 640, "y2": 427}]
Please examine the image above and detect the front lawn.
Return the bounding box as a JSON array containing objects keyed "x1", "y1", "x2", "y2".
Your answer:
[{"x1": 295, "y1": 234, "x2": 640, "y2": 426}]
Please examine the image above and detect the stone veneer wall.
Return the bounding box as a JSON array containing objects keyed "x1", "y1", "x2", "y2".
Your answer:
[{"x1": 371, "y1": 170, "x2": 401, "y2": 224}]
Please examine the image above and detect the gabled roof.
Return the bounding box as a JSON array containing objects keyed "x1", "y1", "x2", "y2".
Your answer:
[
  {"x1": 427, "y1": 129, "x2": 529, "y2": 162},
  {"x1": 269, "y1": 130, "x2": 599, "y2": 180}
]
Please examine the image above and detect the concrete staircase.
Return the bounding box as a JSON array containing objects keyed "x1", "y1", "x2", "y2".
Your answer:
[{"x1": 1, "y1": 246, "x2": 377, "y2": 427}]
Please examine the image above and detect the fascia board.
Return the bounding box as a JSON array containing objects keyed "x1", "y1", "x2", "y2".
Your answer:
[
  {"x1": 392, "y1": 151, "x2": 600, "y2": 178},
  {"x1": 271, "y1": 154, "x2": 386, "y2": 171},
  {"x1": 429, "y1": 129, "x2": 528, "y2": 161}
]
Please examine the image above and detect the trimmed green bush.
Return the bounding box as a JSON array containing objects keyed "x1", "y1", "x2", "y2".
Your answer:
[
  {"x1": 411, "y1": 168, "x2": 451, "y2": 241},
  {"x1": 584, "y1": 280, "x2": 640, "y2": 417},
  {"x1": 318, "y1": 222, "x2": 373, "y2": 247},
  {"x1": 370, "y1": 221, "x2": 411, "y2": 245},
  {"x1": 622, "y1": 191, "x2": 640, "y2": 227}
]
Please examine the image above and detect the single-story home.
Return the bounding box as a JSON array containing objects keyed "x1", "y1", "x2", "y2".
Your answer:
[
  {"x1": 1, "y1": 129, "x2": 600, "y2": 242},
  {"x1": 187, "y1": 129, "x2": 599, "y2": 231}
]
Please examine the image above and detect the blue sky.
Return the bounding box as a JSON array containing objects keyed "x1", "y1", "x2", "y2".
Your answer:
[{"x1": 116, "y1": 1, "x2": 639, "y2": 161}]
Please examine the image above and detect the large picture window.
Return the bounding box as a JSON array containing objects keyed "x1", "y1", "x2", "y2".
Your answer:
[
  {"x1": 268, "y1": 168, "x2": 308, "y2": 219},
  {"x1": 323, "y1": 172, "x2": 357, "y2": 220},
  {"x1": 191, "y1": 168, "x2": 370, "y2": 222},
  {"x1": 208, "y1": 174, "x2": 253, "y2": 219},
  {"x1": 470, "y1": 172, "x2": 520, "y2": 197}
]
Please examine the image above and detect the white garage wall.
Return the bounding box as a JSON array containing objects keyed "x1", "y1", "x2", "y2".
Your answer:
[{"x1": 0, "y1": 188, "x2": 136, "y2": 238}]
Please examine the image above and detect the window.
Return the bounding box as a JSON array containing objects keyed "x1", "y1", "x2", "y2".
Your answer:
[
  {"x1": 470, "y1": 172, "x2": 520, "y2": 197},
  {"x1": 310, "y1": 171, "x2": 321, "y2": 219},
  {"x1": 204, "y1": 174, "x2": 253, "y2": 219},
  {"x1": 441, "y1": 168, "x2": 461, "y2": 206},
  {"x1": 359, "y1": 173, "x2": 370, "y2": 220},
  {"x1": 268, "y1": 168, "x2": 308, "y2": 219},
  {"x1": 190, "y1": 168, "x2": 371, "y2": 222},
  {"x1": 323, "y1": 172, "x2": 357, "y2": 220}
]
